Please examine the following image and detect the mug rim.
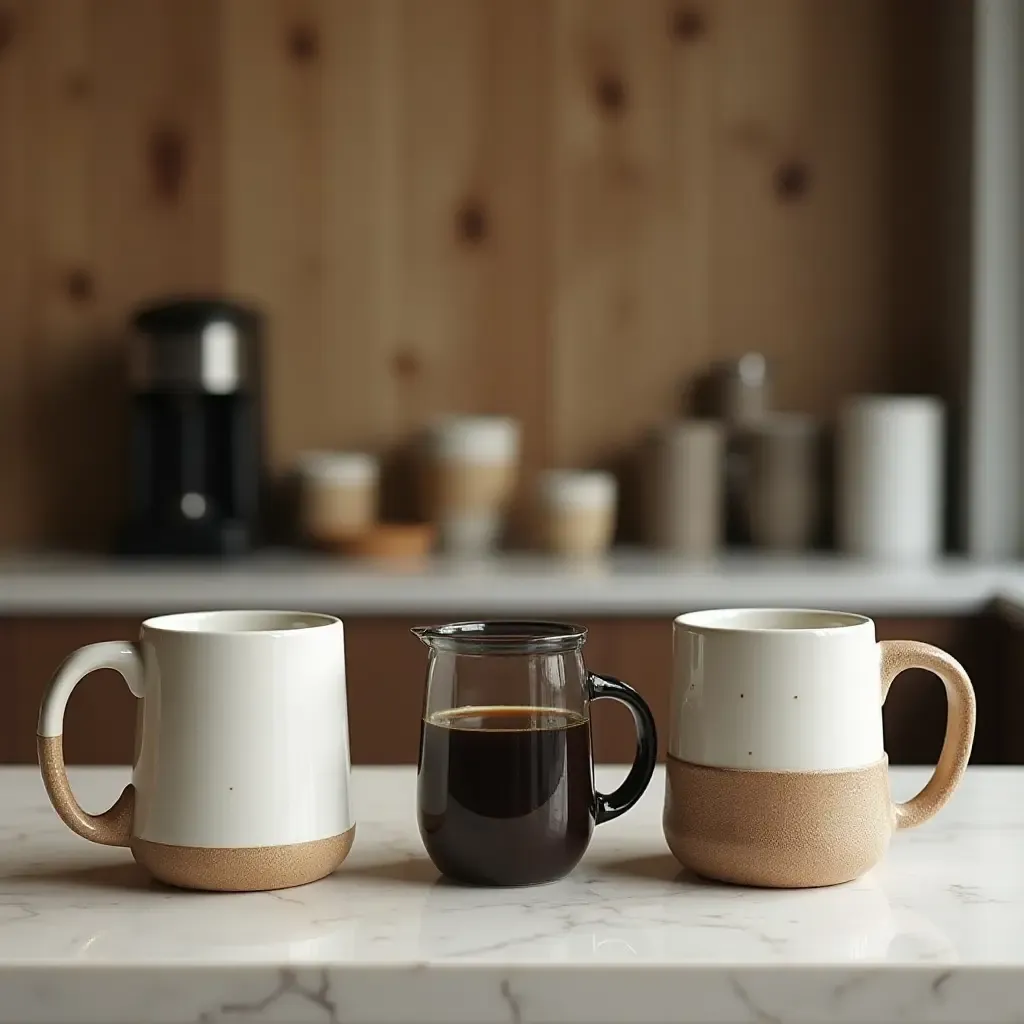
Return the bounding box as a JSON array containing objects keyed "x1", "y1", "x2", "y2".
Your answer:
[
  {"x1": 142, "y1": 609, "x2": 340, "y2": 636},
  {"x1": 674, "y1": 607, "x2": 871, "y2": 635}
]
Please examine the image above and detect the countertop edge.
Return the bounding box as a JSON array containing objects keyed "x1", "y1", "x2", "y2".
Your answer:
[{"x1": 0, "y1": 962, "x2": 1016, "y2": 1024}]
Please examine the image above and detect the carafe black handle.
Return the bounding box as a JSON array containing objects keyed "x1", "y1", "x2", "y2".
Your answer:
[{"x1": 586, "y1": 673, "x2": 658, "y2": 825}]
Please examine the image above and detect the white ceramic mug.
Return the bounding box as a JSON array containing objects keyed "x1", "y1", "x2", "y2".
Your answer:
[
  {"x1": 663, "y1": 608, "x2": 975, "y2": 888},
  {"x1": 38, "y1": 610, "x2": 355, "y2": 892}
]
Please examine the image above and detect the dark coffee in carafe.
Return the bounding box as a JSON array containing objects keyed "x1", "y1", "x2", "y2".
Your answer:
[{"x1": 418, "y1": 705, "x2": 594, "y2": 886}]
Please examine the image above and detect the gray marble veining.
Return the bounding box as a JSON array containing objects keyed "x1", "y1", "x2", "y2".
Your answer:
[{"x1": 0, "y1": 765, "x2": 1022, "y2": 1023}]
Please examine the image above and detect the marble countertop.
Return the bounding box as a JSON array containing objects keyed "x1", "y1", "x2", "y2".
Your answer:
[
  {"x1": 1, "y1": 765, "x2": 1023, "y2": 1023},
  {"x1": 0, "y1": 551, "x2": 1017, "y2": 616}
]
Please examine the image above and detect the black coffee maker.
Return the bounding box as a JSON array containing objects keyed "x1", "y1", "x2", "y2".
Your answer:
[{"x1": 118, "y1": 298, "x2": 265, "y2": 557}]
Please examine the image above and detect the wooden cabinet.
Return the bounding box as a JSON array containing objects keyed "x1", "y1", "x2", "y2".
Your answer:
[
  {"x1": 876, "y1": 615, "x2": 1001, "y2": 766},
  {"x1": 0, "y1": 614, "x2": 1004, "y2": 766},
  {"x1": 5, "y1": 617, "x2": 142, "y2": 766},
  {"x1": 994, "y1": 610, "x2": 1024, "y2": 764}
]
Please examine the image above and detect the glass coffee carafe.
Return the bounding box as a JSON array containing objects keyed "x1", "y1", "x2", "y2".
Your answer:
[{"x1": 413, "y1": 620, "x2": 657, "y2": 886}]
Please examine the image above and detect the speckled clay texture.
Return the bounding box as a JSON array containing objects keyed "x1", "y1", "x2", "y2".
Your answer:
[
  {"x1": 131, "y1": 826, "x2": 356, "y2": 892},
  {"x1": 38, "y1": 736, "x2": 134, "y2": 847},
  {"x1": 663, "y1": 755, "x2": 894, "y2": 888}
]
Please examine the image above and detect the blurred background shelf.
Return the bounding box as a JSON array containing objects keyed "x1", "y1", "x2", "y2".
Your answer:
[{"x1": 0, "y1": 0, "x2": 974, "y2": 553}]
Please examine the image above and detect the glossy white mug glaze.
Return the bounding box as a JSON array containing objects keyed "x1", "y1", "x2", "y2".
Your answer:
[
  {"x1": 38, "y1": 610, "x2": 354, "y2": 891},
  {"x1": 671, "y1": 608, "x2": 884, "y2": 771}
]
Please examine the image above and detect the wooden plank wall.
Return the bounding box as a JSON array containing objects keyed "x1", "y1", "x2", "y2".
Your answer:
[{"x1": 0, "y1": 0, "x2": 954, "y2": 549}]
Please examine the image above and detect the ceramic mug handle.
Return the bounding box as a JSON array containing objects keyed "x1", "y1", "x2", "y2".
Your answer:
[
  {"x1": 37, "y1": 642, "x2": 145, "y2": 847},
  {"x1": 879, "y1": 640, "x2": 976, "y2": 830}
]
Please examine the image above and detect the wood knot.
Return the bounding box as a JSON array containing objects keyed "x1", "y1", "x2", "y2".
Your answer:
[
  {"x1": 594, "y1": 74, "x2": 626, "y2": 115},
  {"x1": 392, "y1": 348, "x2": 421, "y2": 381},
  {"x1": 669, "y1": 7, "x2": 706, "y2": 41},
  {"x1": 0, "y1": 8, "x2": 15, "y2": 55},
  {"x1": 287, "y1": 23, "x2": 319, "y2": 63},
  {"x1": 64, "y1": 269, "x2": 95, "y2": 304},
  {"x1": 148, "y1": 124, "x2": 188, "y2": 203},
  {"x1": 456, "y1": 201, "x2": 488, "y2": 244},
  {"x1": 774, "y1": 160, "x2": 811, "y2": 201}
]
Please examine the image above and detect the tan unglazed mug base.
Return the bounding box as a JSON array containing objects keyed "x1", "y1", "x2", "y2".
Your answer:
[
  {"x1": 131, "y1": 826, "x2": 356, "y2": 893},
  {"x1": 663, "y1": 754, "x2": 893, "y2": 889},
  {"x1": 39, "y1": 735, "x2": 356, "y2": 892}
]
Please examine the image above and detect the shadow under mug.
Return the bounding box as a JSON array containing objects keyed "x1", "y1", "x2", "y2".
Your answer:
[
  {"x1": 663, "y1": 608, "x2": 976, "y2": 888},
  {"x1": 37, "y1": 610, "x2": 355, "y2": 892}
]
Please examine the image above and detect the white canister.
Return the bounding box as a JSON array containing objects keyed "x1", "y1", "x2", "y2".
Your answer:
[
  {"x1": 537, "y1": 470, "x2": 617, "y2": 557},
  {"x1": 837, "y1": 396, "x2": 945, "y2": 562}
]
